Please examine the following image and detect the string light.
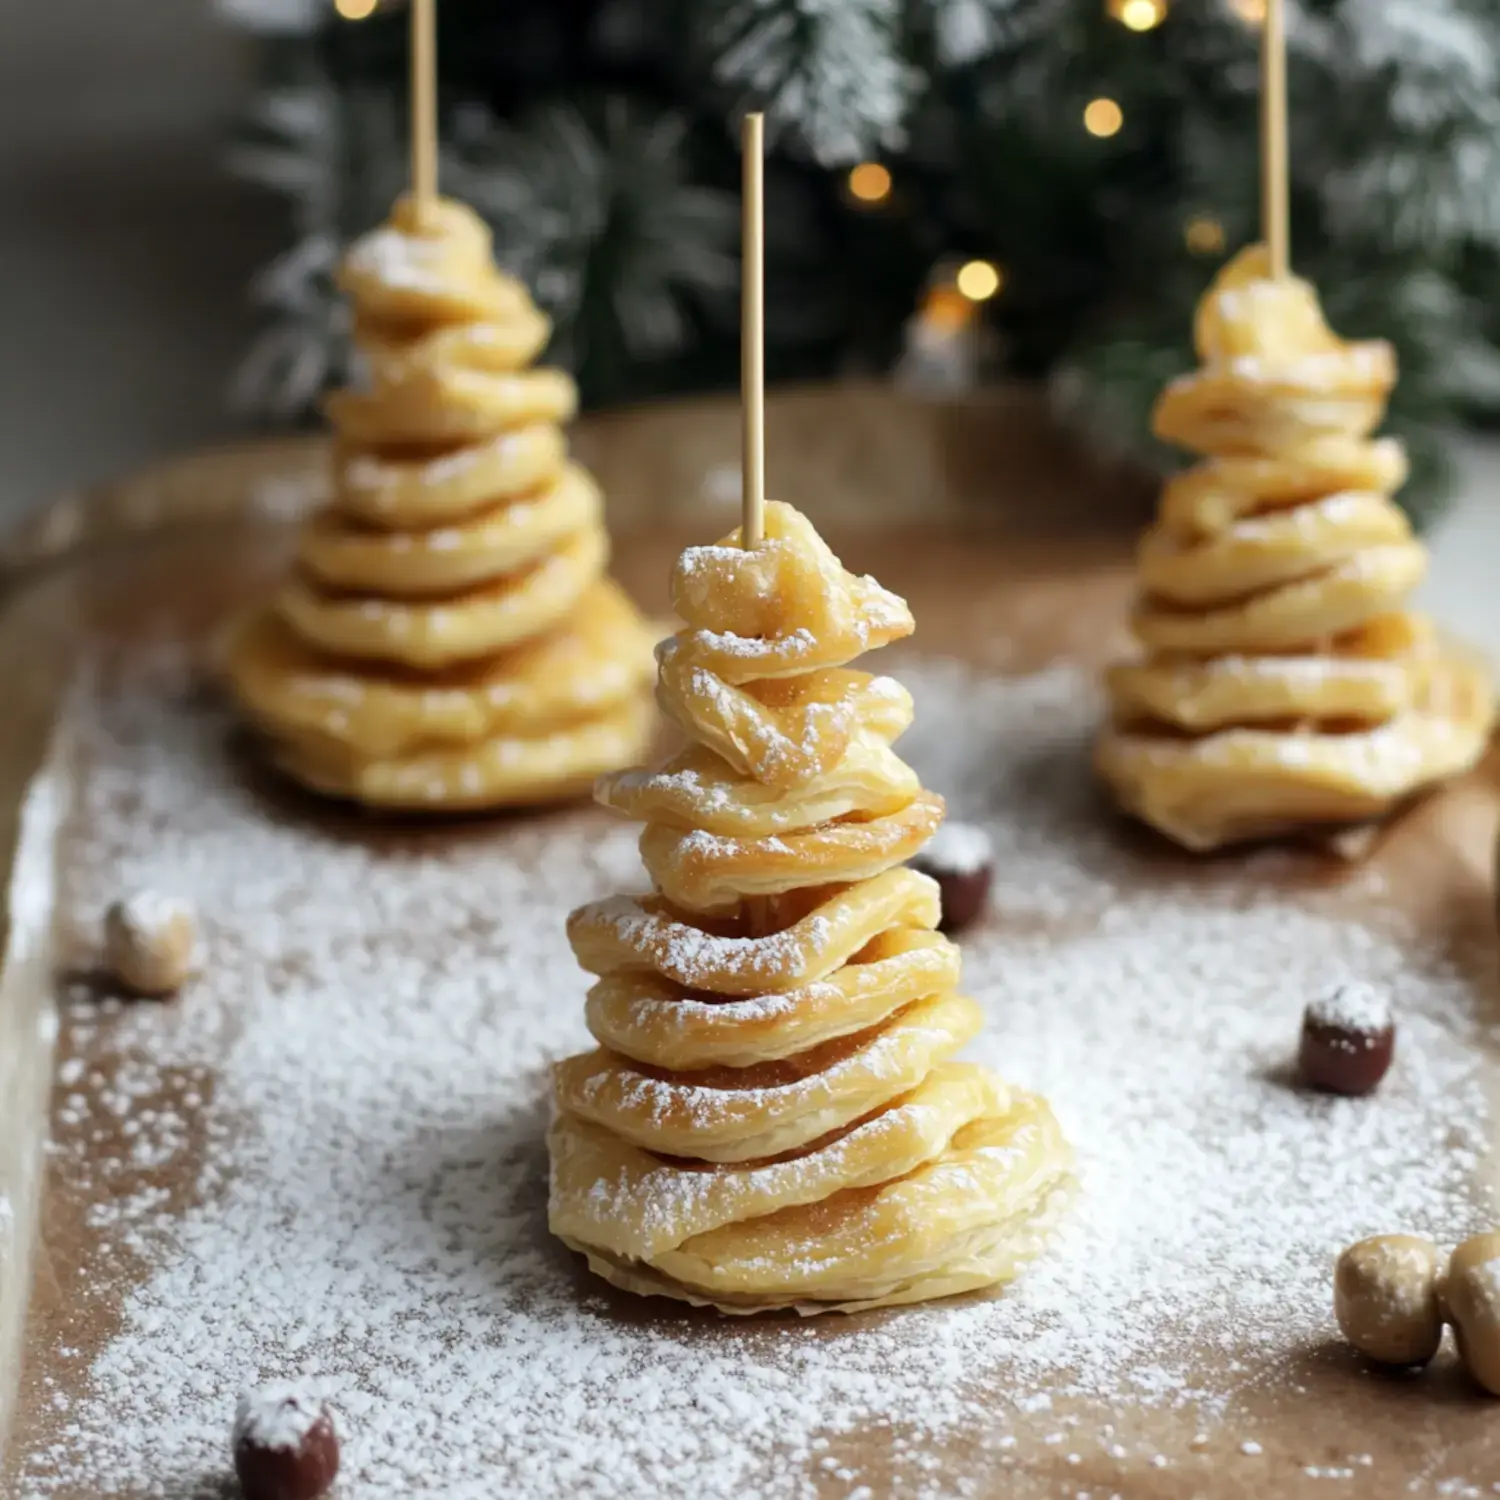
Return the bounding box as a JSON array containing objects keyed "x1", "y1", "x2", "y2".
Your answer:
[
  {"x1": 1112, "y1": 0, "x2": 1167, "y2": 31},
  {"x1": 1083, "y1": 98, "x2": 1124, "y2": 138},
  {"x1": 335, "y1": 0, "x2": 378, "y2": 16},
  {"x1": 847, "y1": 162, "x2": 892, "y2": 205},
  {"x1": 1227, "y1": 0, "x2": 1266, "y2": 22},
  {"x1": 1184, "y1": 215, "x2": 1226, "y2": 255},
  {"x1": 955, "y1": 259, "x2": 1003, "y2": 301}
]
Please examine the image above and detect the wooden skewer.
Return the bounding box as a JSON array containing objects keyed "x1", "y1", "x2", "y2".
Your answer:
[
  {"x1": 1260, "y1": 0, "x2": 1289, "y2": 277},
  {"x1": 411, "y1": 0, "x2": 439, "y2": 211},
  {"x1": 740, "y1": 111, "x2": 766, "y2": 549},
  {"x1": 738, "y1": 112, "x2": 771, "y2": 937}
]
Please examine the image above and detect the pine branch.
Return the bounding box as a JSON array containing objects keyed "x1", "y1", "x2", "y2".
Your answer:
[
  {"x1": 709, "y1": 0, "x2": 915, "y2": 162},
  {"x1": 912, "y1": 0, "x2": 1063, "y2": 68},
  {"x1": 448, "y1": 98, "x2": 739, "y2": 402},
  {"x1": 226, "y1": 72, "x2": 404, "y2": 420}
]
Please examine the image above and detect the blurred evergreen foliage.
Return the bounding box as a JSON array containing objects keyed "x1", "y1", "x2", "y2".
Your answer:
[{"x1": 221, "y1": 0, "x2": 1500, "y2": 525}]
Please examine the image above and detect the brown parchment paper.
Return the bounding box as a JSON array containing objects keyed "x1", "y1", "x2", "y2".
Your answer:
[{"x1": 1, "y1": 382, "x2": 1498, "y2": 1498}]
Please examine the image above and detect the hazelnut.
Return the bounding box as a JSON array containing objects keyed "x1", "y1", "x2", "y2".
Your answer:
[
  {"x1": 233, "y1": 1386, "x2": 340, "y2": 1500},
  {"x1": 1333, "y1": 1234, "x2": 1444, "y2": 1366},
  {"x1": 103, "y1": 891, "x2": 198, "y2": 997},
  {"x1": 1446, "y1": 1232, "x2": 1500, "y2": 1396},
  {"x1": 910, "y1": 820, "x2": 993, "y2": 935},
  {"x1": 1299, "y1": 983, "x2": 1394, "y2": 1096}
]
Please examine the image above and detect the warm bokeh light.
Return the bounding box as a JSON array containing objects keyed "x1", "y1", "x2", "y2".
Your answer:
[
  {"x1": 1083, "y1": 98, "x2": 1125, "y2": 138},
  {"x1": 1117, "y1": 0, "x2": 1167, "y2": 31},
  {"x1": 335, "y1": 0, "x2": 378, "y2": 16},
  {"x1": 848, "y1": 162, "x2": 893, "y2": 205},
  {"x1": 921, "y1": 285, "x2": 976, "y2": 336},
  {"x1": 955, "y1": 259, "x2": 1003, "y2": 301},
  {"x1": 1228, "y1": 0, "x2": 1266, "y2": 23},
  {"x1": 1184, "y1": 215, "x2": 1227, "y2": 255}
]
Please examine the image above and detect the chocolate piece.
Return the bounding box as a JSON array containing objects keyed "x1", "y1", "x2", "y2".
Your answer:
[
  {"x1": 1298, "y1": 983, "x2": 1394, "y2": 1096},
  {"x1": 233, "y1": 1387, "x2": 340, "y2": 1500},
  {"x1": 911, "y1": 820, "x2": 994, "y2": 935}
]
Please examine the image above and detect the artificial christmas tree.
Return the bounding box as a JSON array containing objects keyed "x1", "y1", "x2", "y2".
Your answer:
[{"x1": 221, "y1": 0, "x2": 1500, "y2": 522}]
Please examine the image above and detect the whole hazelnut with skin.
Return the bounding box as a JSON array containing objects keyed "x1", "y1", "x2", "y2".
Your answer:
[
  {"x1": 1298, "y1": 982, "x2": 1394, "y2": 1097},
  {"x1": 910, "y1": 821, "x2": 994, "y2": 935},
  {"x1": 233, "y1": 1386, "x2": 341, "y2": 1500}
]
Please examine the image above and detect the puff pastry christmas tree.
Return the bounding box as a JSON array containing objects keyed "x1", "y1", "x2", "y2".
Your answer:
[
  {"x1": 228, "y1": 3, "x2": 655, "y2": 809},
  {"x1": 546, "y1": 117, "x2": 1071, "y2": 1315},
  {"x1": 1096, "y1": 1, "x2": 1492, "y2": 851},
  {"x1": 1095, "y1": 245, "x2": 1492, "y2": 850}
]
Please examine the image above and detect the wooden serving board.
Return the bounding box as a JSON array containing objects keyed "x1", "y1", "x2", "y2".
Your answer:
[{"x1": 1, "y1": 384, "x2": 1498, "y2": 1499}]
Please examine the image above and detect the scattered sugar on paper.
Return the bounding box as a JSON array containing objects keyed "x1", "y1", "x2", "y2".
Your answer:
[{"x1": 20, "y1": 653, "x2": 1494, "y2": 1498}]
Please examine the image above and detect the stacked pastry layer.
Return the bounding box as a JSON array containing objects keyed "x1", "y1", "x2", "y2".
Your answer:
[
  {"x1": 550, "y1": 502, "x2": 1071, "y2": 1314},
  {"x1": 228, "y1": 195, "x2": 657, "y2": 810},
  {"x1": 1097, "y1": 245, "x2": 1493, "y2": 851}
]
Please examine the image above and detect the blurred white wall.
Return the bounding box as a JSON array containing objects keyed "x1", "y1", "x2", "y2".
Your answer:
[{"x1": 0, "y1": 0, "x2": 277, "y2": 520}]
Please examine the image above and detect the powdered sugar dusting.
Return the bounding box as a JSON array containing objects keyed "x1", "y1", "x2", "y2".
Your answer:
[
  {"x1": 344, "y1": 227, "x2": 449, "y2": 295},
  {"x1": 112, "y1": 891, "x2": 193, "y2": 945},
  {"x1": 917, "y1": 820, "x2": 993, "y2": 875},
  {"x1": 1306, "y1": 981, "x2": 1392, "y2": 1037},
  {"x1": 232, "y1": 1385, "x2": 328, "y2": 1454},
  {"x1": 16, "y1": 652, "x2": 1496, "y2": 1497},
  {"x1": 589, "y1": 896, "x2": 832, "y2": 988}
]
